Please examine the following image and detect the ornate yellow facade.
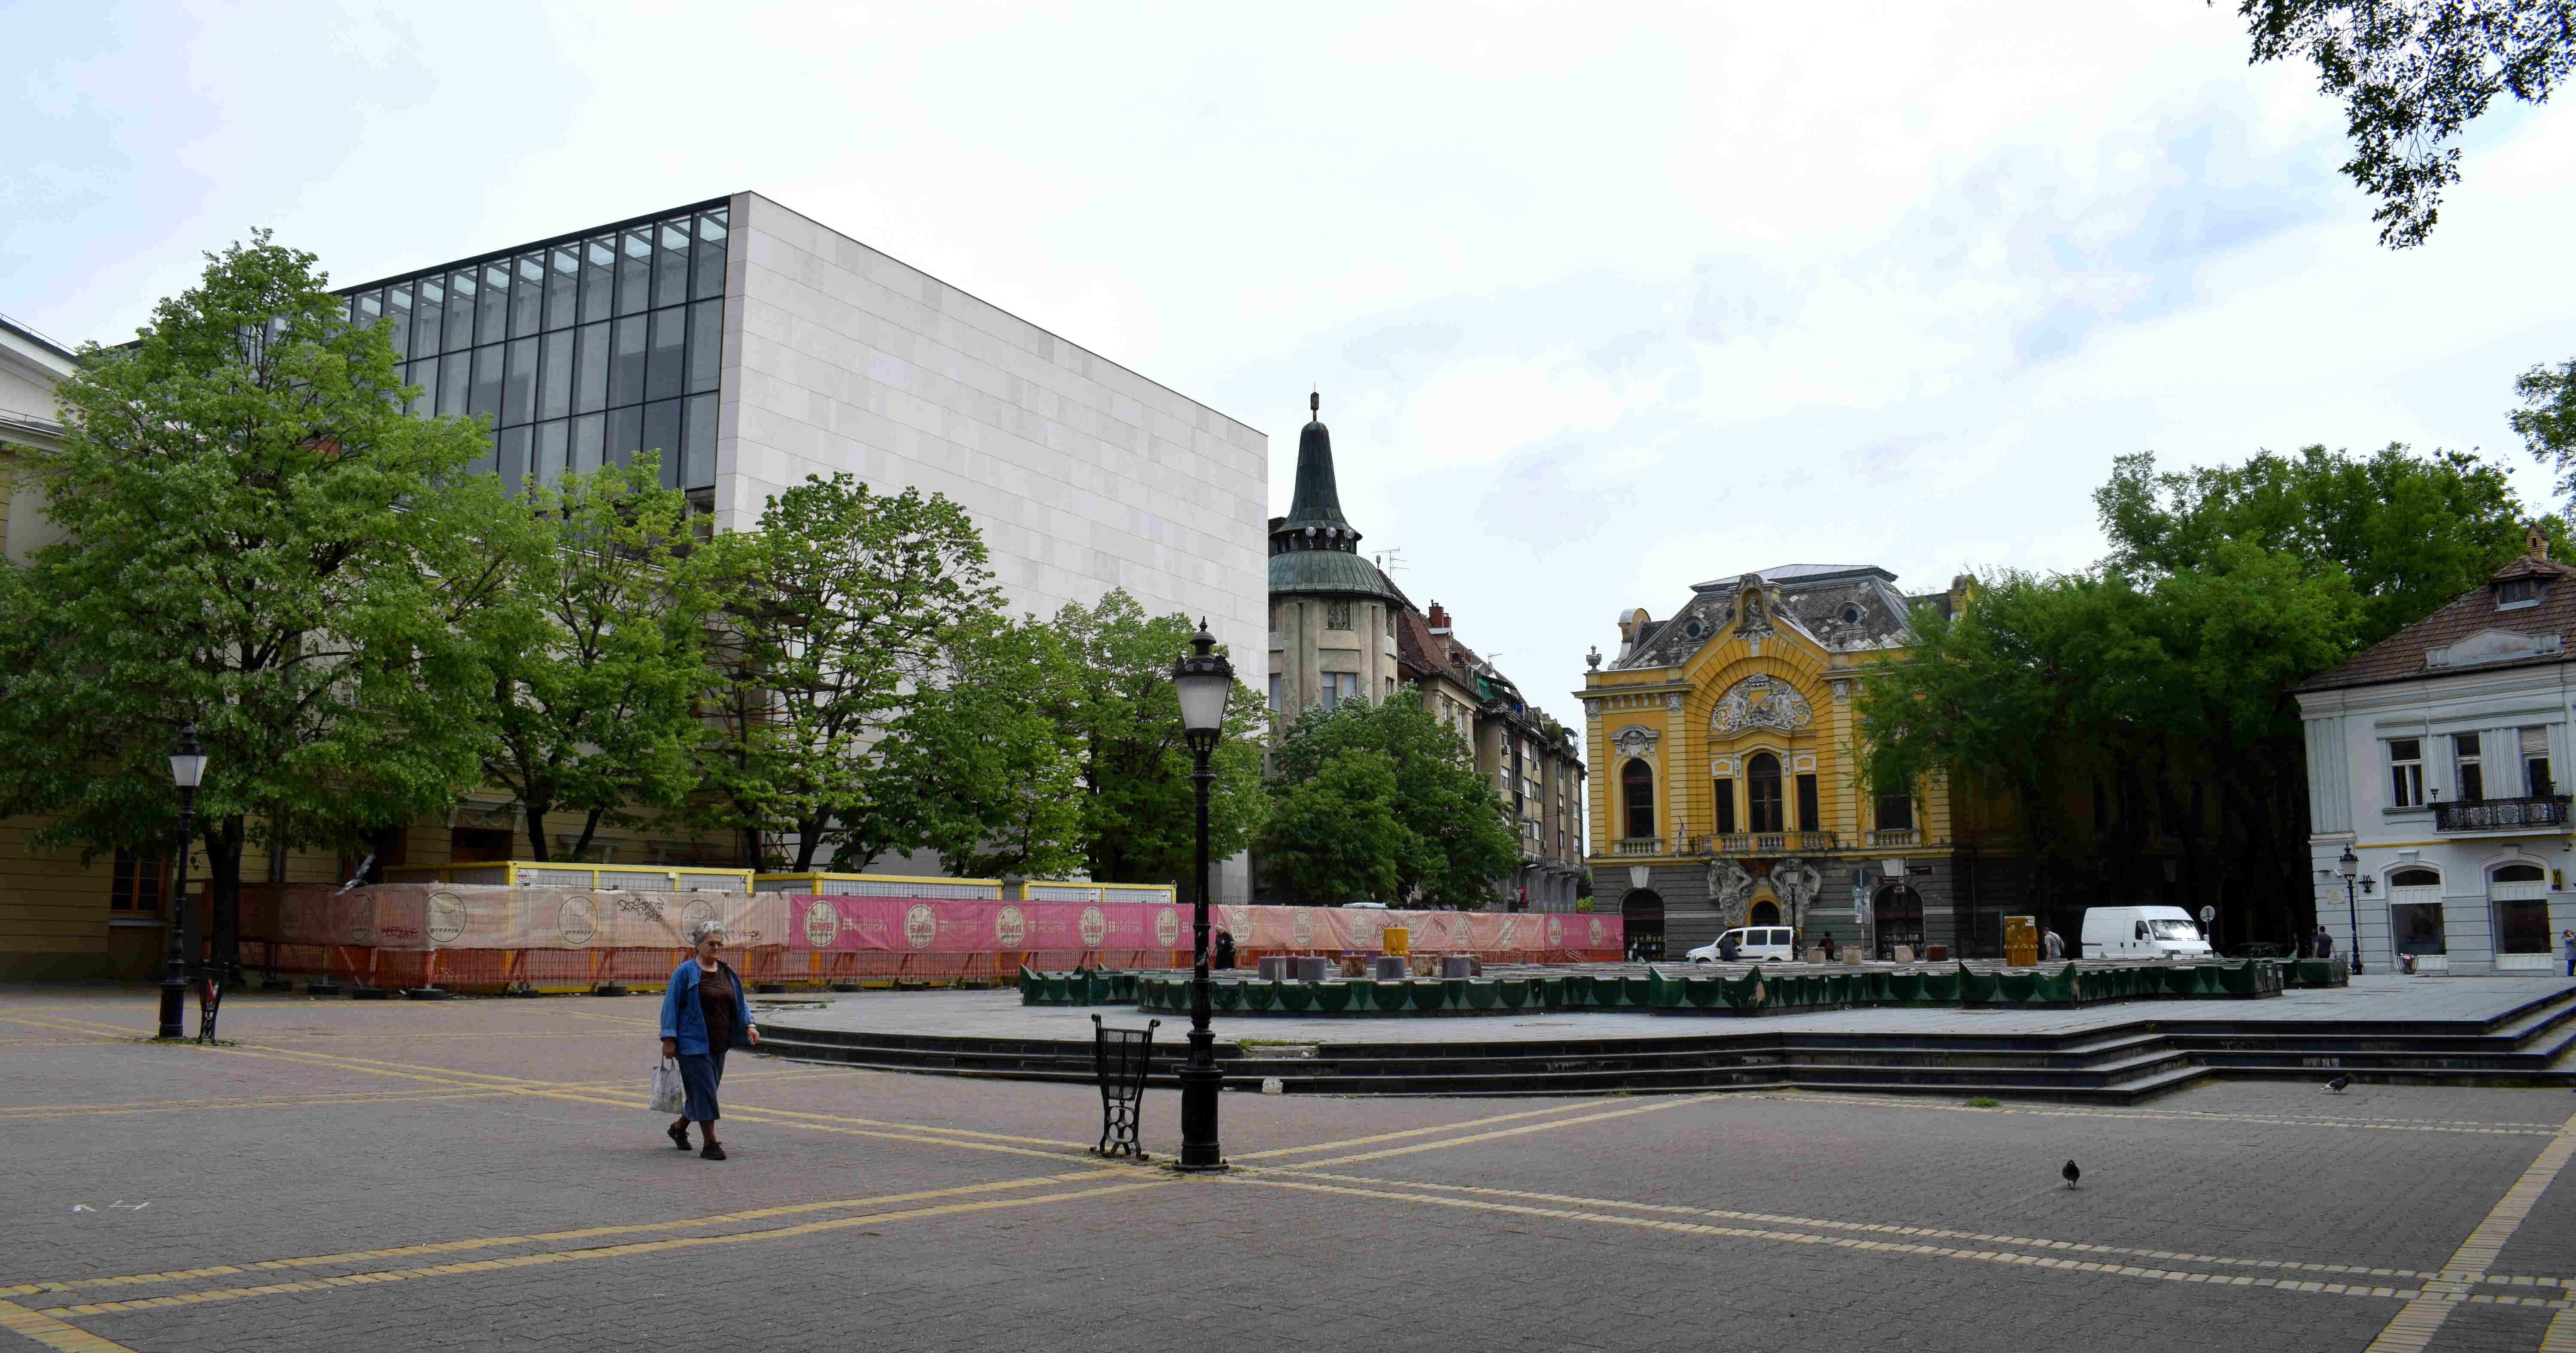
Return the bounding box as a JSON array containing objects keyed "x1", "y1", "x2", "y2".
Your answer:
[{"x1": 1577, "y1": 565, "x2": 2016, "y2": 958}]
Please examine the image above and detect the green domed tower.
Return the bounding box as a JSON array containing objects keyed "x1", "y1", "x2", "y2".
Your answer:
[{"x1": 1266, "y1": 394, "x2": 1406, "y2": 727}]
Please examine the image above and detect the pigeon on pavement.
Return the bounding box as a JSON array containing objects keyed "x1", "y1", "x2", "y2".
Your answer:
[
  {"x1": 2062, "y1": 1160, "x2": 2080, "y2": 1189},
  {"x1": 2327, "y1": 1076, "x2": 2351, "y2": 1094}
]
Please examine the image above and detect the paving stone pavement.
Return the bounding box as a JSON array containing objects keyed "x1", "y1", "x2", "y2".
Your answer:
[{"x1": 6, "y1": 985, "x2": 2576, "y2": 1353}]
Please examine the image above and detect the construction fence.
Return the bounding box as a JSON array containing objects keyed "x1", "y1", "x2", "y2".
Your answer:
[{"x1": 231, "y1": 884, "x2": 1621, "y2": 991}]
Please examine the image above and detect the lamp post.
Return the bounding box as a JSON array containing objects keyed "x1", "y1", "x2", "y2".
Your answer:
[
  {"x1": 155, "y1": 725, "x2": 207, "y2": 1041},
  {"x1": 2337, "y1": 844, "x2": 2364, "y2": 975},
  {"x1": 1170, "y1": 620, "x2": 1233, "y2": 1171}
]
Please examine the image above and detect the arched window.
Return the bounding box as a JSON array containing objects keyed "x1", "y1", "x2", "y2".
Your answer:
[
  {"x1": 2389, "y1": 867, "x2": 2441, "y2": 887},
  {"x1": 2494, "y1": 863, "x2": 2546, "y2": 883},
  {"x1": 1621, "y1": 759, "x2": 1655, "y2": 840},
  {"x1": 1747, "y1": 752, "x2": 1784, "y2": 833}
]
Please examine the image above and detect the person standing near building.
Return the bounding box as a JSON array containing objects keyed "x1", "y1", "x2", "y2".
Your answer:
[
  {"x1": 1213, "y1": 929, "x2": 1236, "y2": 971},
  {"x1": 2042, "y1": 927, "x2": 2065, "y2": 962},
  {"x1": 660, "y1": 920, "x2": 758, "y2": 1161},
  {"x1": 2562, "y1": 928, "x2": 2575, "y2": 977},
  {"x1": 2312, "y1": 925, "x2": 2333, "y2": 961}
]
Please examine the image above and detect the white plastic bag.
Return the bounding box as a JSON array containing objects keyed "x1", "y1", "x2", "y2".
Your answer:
[{"x1": 649, "y1": 1056, "x2": 685, "y2": 1114}]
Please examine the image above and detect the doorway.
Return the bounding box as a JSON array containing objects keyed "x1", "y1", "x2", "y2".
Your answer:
[
  {"x1": 1874, "y1": 884, "x2": 1925, "y2": 959},
  {"x1": 1749, "y1": 898, "x2": 1782, "y2": 927},
  {"x1": 1620, "y1": 889, "x2": 1665, "y2": 959}
]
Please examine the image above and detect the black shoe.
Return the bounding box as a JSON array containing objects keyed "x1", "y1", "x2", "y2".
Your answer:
[
  {"x1": 668, "y1": 1122, "x2": 692, "y2": 1150},
  {"x1": 701, "y1": 1143, "x2": 726, "y2": 1161}
]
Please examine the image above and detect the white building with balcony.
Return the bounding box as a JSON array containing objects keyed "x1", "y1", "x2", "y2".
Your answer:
[{"x1": 2294, "y1": 530, "x2": 2576, "y2": 974}]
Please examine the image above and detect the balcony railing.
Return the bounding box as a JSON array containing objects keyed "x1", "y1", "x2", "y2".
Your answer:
[
  {"x1": 2431, "y1": 796, "x2": 2573, "y2": 833},
  {"x1": 1710, "y1": 831, "x2": 1838, "y2": 855},
  {"x1": 1867, "y1": 828, "x2": 1920, "y2": 847},
  {"x1": 1612, "y1": 837, "x2": 1663, "y2": 856}
]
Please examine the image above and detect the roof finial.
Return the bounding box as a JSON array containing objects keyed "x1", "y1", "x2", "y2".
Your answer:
[{"x1": 1310, "y1": 389, "x2": 1319, "y2": 421}]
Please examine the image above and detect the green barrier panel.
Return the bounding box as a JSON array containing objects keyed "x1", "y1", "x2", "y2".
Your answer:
[
  {"x1": 1278, "y1": 980, "x2": 1315, "y2": 1012},
  {"x1": 1822, "y1": 972, "x2": 1851, "y2": 1006},
  {"x1": 1017, "y1": 965, "x2": 1041, "y2": 1004},
  {"x1": 1498, "y1": 978, "x2": 1529, "y2": 1008},
  {"x1": 1314, "y1": 981, "x2": 1352, "y2": 1013},
  {"x1": 1769, "y1": 974, "x2": 1805, "y2": 1009},
  {"x1": 1885, "y1": 970, "x2": 1926, "y2": 1003},
  {"x1": 1242, "y1": 979, "x2": 1276, "y2": 1011},
  {"x1": 1540, "y1": 976, "x2": 1567, "y2": 1008},
  {"x1": 1039, "y1": 972, "x2": 1069, "y2": 1005},
  {"x1": 1625, "y1": 975, "x2": 1655, "y2": 1007},
  {"x1": 1561, "y1": 974, "x2": 1595, "y2": 1007},
  {"x1": 1378, "y1": 980, "x2": 1413, "y2": 1012},
  {"x1": 1996, "y1": 971, "x2": 2036, "y2": 1004},
  {"x1": 1412, "y1": 980, "x2": 1449, "y2": 1011},
  {"x1": 1593, "y1": 977, "x2": 1625, "y2": 1008},
  {"x1": 1956, "y1": 966, "x2": 1996, "y2": 1004},
  {"x1": 1443, "y1": 978, "x2": 1469, "y2": 1009},
  {"x1": 1918, "y1": 968, "x2": 1958, "y2": 1003},
  {"x1": 1646, "y1": 971, "x2": 1678, "y2": 1008},
  {"x1": 2220, "y1": 962, "x2": 2257, "y2": 996},
  {"x1": 1466, "y1": 980, "x2": 1500, "y2": 1010},
  {"x1": 1684, "y1": 976, "x2": 1722, "y2": 1009},
  {"x1": 1209, "y1": 980, "x2": 1242, "y2": 1011},
  {"x1": 1724, "y1": 968, "x2": 1766, "y2": 1011},
  {"x1": 2036, "y1": 965, "x2": 2078, "y2": 1004}
]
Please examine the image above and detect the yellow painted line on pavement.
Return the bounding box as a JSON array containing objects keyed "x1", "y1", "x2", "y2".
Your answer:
[
  {"x1": 2362, "y1": 1115, "x2": 2576, "y2": 1353},
  {"x1": 0, "y1": 1298, "x2": 139, "y2": 1353},
  {"x1": 0, "y1": 1090, "x2": 515, "y2": 1121},
  {"x1": 1227, "y1": 1174, "x2": 2478, "y2": 1307},
  {"x1": 1236, "y1": 1098, "x2": 1619, "y2": 1160},
  {"x1": 1282, "y1": 1167, "x2": 2484, "y2": 1286},
  {"x1": 33, "y1": 1180, "x2": 1168, "y2": 1320},
  {"x1": 2, "y1": 1169, "x2": 1127, "y2": 1301},
  {"x1": 1285, "y1": 1094, "x2": 1718, "y2": 1167},
  {"x1": 2542, "y1": 1307, "x2": 2576, "y2": 1352},
  {"x1": 1750, "y1": 1092, "x2": 2569, "y2": 1137}
]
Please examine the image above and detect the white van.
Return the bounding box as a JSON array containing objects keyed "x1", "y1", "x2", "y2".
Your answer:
[
  {"x1": 2081, "y1": 906, "x2": 2215, "y2": 960},
  {"x1": 1685, "y1": 926, "x2": 1798, "y2": 963}
]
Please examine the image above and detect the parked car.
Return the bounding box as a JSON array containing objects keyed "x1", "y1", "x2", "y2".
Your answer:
[
  {"x1": 2080, "y1": 906, "x2": 2215, "y2": 960},
  {"x1": 1686, "y1": 926, "x2": 1798, "y2": 963}
]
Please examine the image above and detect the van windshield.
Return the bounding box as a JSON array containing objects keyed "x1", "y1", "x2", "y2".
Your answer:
[{"x1": 2147, "y1": 919, "x2": 2201, "y2": 941}]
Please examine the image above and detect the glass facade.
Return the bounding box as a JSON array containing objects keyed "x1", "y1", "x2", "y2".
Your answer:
[{"x1": 336, "y1": 200, "x2": 729, "y2": 494}]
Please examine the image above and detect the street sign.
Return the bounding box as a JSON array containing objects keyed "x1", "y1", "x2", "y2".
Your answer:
[{"x1": 2199, "y1": 905, "x2": 2215, "y2": 924}]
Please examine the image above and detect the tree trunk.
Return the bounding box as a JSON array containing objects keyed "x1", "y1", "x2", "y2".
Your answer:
[
  {"x1": 207, "y1": 813, "x2": 247, "y2": 986},
  {"x1": 522, "y1": 799, "x2": 553, "y2": 862},
  {"x1": 568, "y1": 806, "x2": 605, "y2": 864}
]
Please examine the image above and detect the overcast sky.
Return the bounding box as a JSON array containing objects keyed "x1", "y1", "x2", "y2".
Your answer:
[{"x1": 10, "y1": 1, "x2": 2575, "y2": 742}]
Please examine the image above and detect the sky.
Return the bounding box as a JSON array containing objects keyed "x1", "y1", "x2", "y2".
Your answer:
[{"x1": 9, "y1": 0, "x2": 2576, "y2": 746}]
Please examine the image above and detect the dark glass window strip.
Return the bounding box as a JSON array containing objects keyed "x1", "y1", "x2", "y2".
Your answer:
[{"x1": 334, "y1": 203, "x2": 729, "y2": 493}]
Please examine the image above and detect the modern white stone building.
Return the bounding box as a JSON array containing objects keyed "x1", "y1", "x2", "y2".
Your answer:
[
  {"x1": 2294, "y1": 530, "x2": 2576, "y2": 974},
  {"x1": 325, "y1": 191, "x2": 1267, "y2": 897}
]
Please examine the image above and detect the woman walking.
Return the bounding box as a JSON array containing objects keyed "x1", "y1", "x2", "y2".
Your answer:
[{"x1": 660, "y1": 920, "x2": 759, "y2": 1160}]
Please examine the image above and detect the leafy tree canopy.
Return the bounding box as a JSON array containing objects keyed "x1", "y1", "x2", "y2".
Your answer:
[
  {"x1": 1046, "y1": 591, "x2": 1266, "y2": 891},
  {"x1": 0, "y1": 231, "x2": 523, "y2": 911},
  {"x1": 2095, "y1": 445, "x2": 2564, "y2": 645},
  {"x1": 874, "y1": 613, "x2": 1088, "y2": 881},
  {"x1": 472, "y1": 452, "x2": 710, "y2": 862},
  {"x1": 2514, "y1": 357, "x2": 2576, "y2": 504},
  {"x1": 2230, "y1": 0, "x2": 2574, "y2": 247},
  {"x1": 1262, "y1": 688, "x2": 1521, "y2": 907}
]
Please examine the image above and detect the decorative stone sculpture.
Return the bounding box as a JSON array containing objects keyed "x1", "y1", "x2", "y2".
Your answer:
[
  {"x1": 1708, "y1": 858, "x2": 1755, "y2": 928},
  {"x1": 1771, "y1": 856, "x2": 1823, "y2": 931},
  {"x1": 1710, "y1": 673, "x2": 1813, "y2": 734}
]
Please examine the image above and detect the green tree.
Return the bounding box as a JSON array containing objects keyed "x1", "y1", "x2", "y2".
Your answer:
[
  {"x1": 874, "y1": 613, "x2": 1088, "y2": 880},
  {"x1": 1259, "y1": 749, "x2": 1410, "y2": 905},
  {"x1": 689, "y1": 473, "x2": 999, "y2": 871},
  {"x1": 0, "y1": 231, "x2": 523, "y2": 956},
  {"x1": 2229, "y1": 0, "x2": 2574, "y2": 247},
  {"x1": 472, "y1": 453, "x2": 710, "y2": 861},
  {"x1": 1262, "y1": 689, "x2": 1522, "y2": 907},
  {"x1": 2096, "y1": 445, "x2": 2564, "y2": 643},
  {"x1": 1045, "y1": 591, "x2": 1266, "y2": 889},
  {"x1": 2513, "y1": 358, "x2": 2576, "y2": 503}
]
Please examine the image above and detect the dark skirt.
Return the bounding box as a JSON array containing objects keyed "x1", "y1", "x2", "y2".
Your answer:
[{"x1": 677, "y1": 1047, "x2": 728, "y2": 1122}]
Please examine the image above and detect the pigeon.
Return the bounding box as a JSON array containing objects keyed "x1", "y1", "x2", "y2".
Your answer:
[
  {"x1": 2327, "y1": 1076, "x2": 2351, "y2": 1094},
  {"x1": 2062, "y1": 1160, "x2": 2080, "y2": 1189}
]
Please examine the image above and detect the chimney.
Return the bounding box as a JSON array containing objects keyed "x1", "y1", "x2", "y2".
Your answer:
[
  {"x1": 1428, "y1": 603, "x2": 1452, "y2": 634},
  {"x1": 2530, "y1": 522, "x2": 2551, "y2": 560},
  {"x1": 1949, "y1": 573, "x2": 1974, "y2": 612}
]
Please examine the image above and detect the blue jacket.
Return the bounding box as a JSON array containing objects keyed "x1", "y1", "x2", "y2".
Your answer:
[{"x1": 660, "y1": 959, "x2": 755, "y2": 1056}]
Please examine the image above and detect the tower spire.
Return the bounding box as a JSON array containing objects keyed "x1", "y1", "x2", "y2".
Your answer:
[{"x1": 1282, "y1": 389, "x2": 1350, "y2": 531}]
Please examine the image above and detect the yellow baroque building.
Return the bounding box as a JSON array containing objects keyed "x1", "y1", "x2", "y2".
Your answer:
[{"x1": 1576, "y1": 565, "x2": 2022, "y2": 959}]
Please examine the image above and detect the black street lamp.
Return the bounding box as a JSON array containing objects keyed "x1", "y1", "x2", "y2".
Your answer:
[
  {"x1": 155, "y1": 724, "x2": 207, "y2": 1040},
  {"x1": 1170, "y1": 620, "x2": 1233, "y2": 1171},
  {"x1": 2336, "y1": 844, "x2": 2364, "y2": 975}
]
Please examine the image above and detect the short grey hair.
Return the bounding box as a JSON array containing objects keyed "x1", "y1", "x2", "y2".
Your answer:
[{"x1": 689, "y1": 919, "x2": 728, "y2": 944}]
